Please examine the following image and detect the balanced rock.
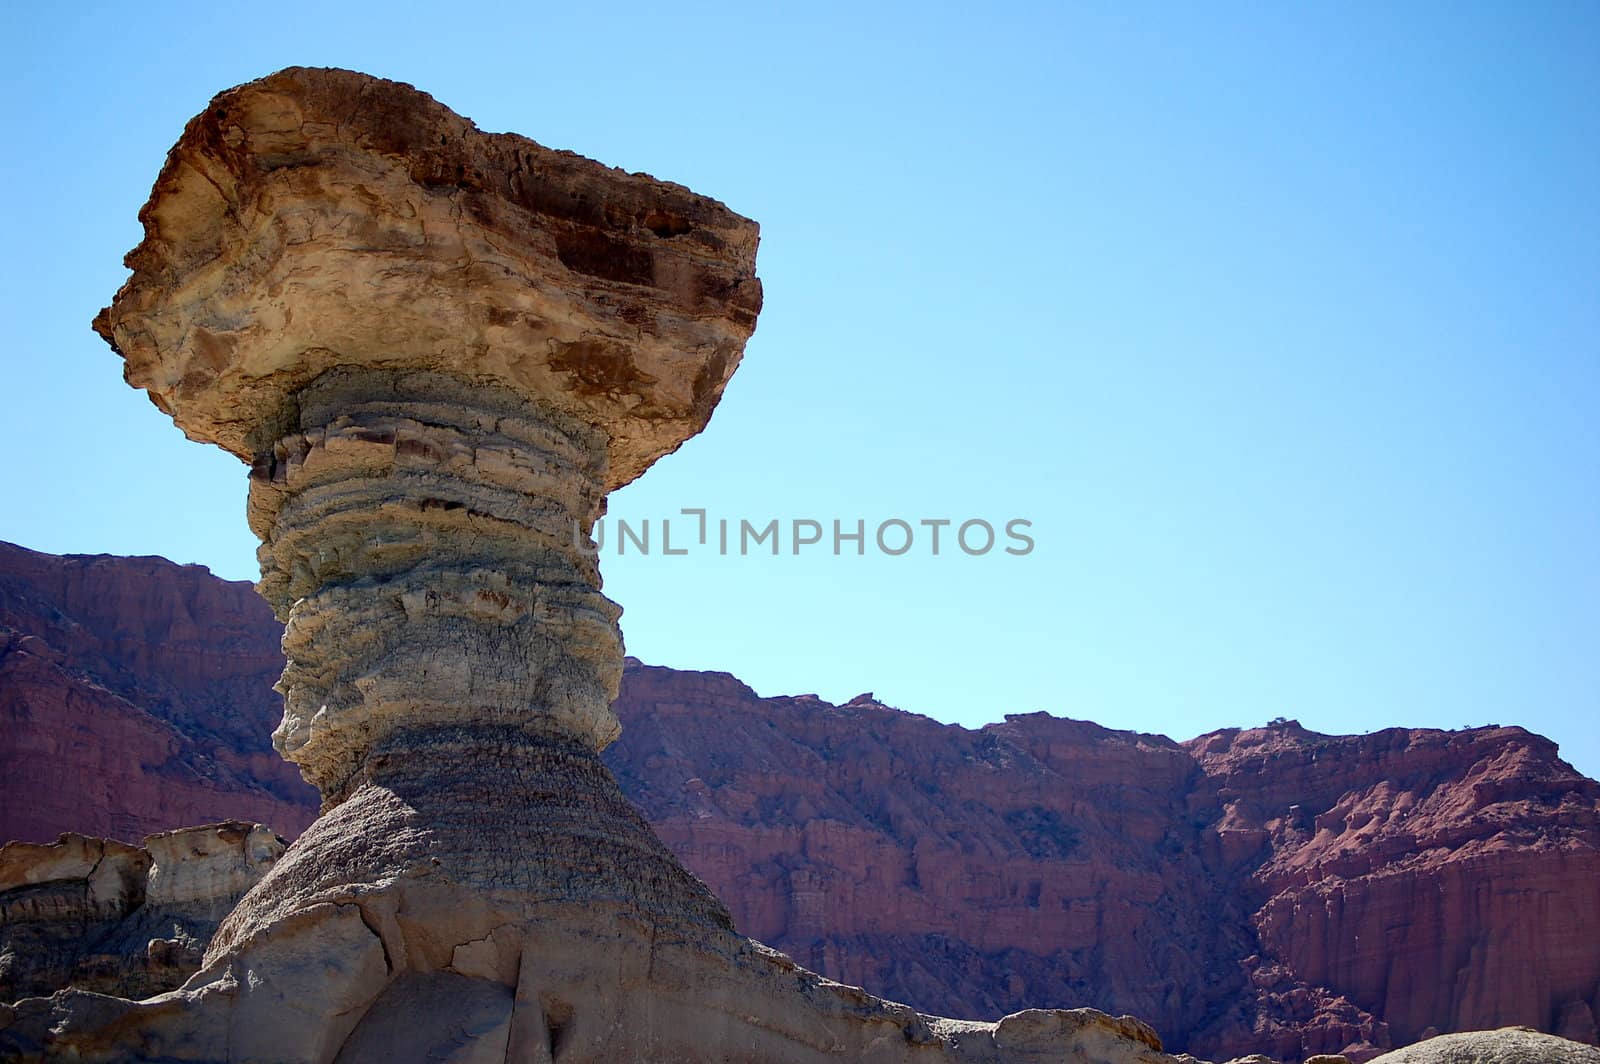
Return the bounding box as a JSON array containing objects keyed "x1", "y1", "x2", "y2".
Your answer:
[{"x1": 0, "y1": 67, "x2": 1179, "y2": 1063}]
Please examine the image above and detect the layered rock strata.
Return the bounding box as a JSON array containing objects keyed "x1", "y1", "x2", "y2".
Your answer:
[
  {"x1": 243, "y1": 369, "x2": 624, "y2": 802},
  {"x1": 1, "y1": 67, "x2": 1175, "y2": 1063},
  {"x1": 0, "y1": 823, "x2": 284, "y2": 1002}
]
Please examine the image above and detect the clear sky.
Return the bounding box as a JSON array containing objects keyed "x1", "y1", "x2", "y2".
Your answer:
[{"x1": 4, "y1": 3, "x2": 1596, "y2": 778}]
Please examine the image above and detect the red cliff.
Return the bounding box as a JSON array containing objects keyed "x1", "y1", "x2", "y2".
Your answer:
[
  {"x1": 1186, "y1": 722, "x2": 1600, "y2": 1055},
  {"x1": 0, "y1": 542, "x2": 317, "y2": 843}
]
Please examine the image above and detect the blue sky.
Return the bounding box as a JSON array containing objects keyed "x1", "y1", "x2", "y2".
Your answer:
[{"x1": 4, "y1": 2, "x2": 1597, "y2": 777}]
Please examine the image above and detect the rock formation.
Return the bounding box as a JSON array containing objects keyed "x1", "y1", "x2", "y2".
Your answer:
[
  {"x1": 5, "y1": 542, "x2": 1600, "y2": 1061},
  {"x1": 0, "y1": 68, "x2": 1176, "y2": 1063},
  {"x1": 608, "y1": 669, "x2": 1600, "y2": 1061},
  {"x1": 1187, "y1": 723, "x2": 1600, "y2": 1056},
  {"x1": 1364, "y1": 1027, "x2": 1600, "y2": 1063},
  {"x1": 0, "y1": 823, "x2": 285, "y2": 1002}
]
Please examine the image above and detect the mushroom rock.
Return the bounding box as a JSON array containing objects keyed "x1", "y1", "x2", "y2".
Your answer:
[{"x1": 2, "y1": 68, "x2": 1176, "y2": 1063}]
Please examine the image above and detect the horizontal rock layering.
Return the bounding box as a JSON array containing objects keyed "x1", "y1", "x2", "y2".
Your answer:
[
  {"x1": 0, "y1": 823, "x2": 285, "y2": 1003},
  {"x1": 251, "y1": 369, "x2": 624, "y2": 800},
  {"x1": 90, "y1": 62, "x2": 767, "y2": 814}
]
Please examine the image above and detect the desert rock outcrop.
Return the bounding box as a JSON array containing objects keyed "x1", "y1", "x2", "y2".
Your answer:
[
  {"x1": 608, "y1": 669, "x2": 1600, "y2": 1061},
  {"x1": 1364, "y1": 1027, "x2": 1600, "y2": 1063},
  {"x1": 0, "y1": 823, "x2": 284, "y2": 1002},
  {"x1": 0, "y1": 68, "x2": 1177, "y2": 1063}
]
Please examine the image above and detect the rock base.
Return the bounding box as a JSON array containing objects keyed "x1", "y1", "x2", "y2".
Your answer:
[{"x1": 1, "y1": 735, "x2": 1176, "y2": 1064}]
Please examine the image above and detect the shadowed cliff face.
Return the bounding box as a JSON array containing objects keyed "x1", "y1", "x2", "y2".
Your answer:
[
  {"x1": 601, "y1": 670, "x2": 1600, "y2": 1060},
  {"x1": 0, "y1": 542, "x2": 317, "y2": 843},
  {"x1": 3, "y1": 540, "x2": 1598, "y2": 1061},
  {"x1": 601, "y1": 664, "x2": 1258, "y2": 1052},
  {"x1": 1184, "y1": 723, "x2": 1600, "y2": 1055}
]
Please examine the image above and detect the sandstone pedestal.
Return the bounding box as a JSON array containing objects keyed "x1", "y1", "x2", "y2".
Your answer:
[{"x1": 0, "y1": 68, "x2": 1174, "y2": 1063}]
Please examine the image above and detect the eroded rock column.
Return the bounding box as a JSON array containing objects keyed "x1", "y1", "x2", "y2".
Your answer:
[
  {"x1": 89, "y1": 63, "x2": 763, "y2": 960},
  {"x1": 249, "y1": 369, "x2": 621, "y2": 802},
  {"x1": 92, "y1": 62, "x2": 765, "y2": 801}
]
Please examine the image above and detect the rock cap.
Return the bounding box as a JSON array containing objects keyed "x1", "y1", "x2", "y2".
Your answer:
[{"x1": 94, "y1": 66, "x2": 763, "y2": 489}]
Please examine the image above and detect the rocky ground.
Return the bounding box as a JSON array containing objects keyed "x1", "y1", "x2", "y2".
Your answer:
[{"x1": 3, "y1": 539, "x2": 1597, "y2": 1061}]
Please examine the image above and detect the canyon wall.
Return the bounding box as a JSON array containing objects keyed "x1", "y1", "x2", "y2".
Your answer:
[
  {"x1": 3, "y1": 540, "x2": 1596, "y2": 1060},
  {"x1": 0, "y1": 542, "x2": 316, "y2": 843}
]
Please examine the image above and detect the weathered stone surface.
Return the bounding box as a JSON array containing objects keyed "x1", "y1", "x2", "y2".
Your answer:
[
  {"x1": 92, "y1": 66, "x2": 762, "y2": 493},
  {"x1": 606, "y1": 670, "x2": 1600, "y2": 1061},
  {"x1": 245, "y1": 369, "x2": 627, "y2": 797},
  {"x1": 0, "y1": 834, "x2": 150, "y2": 1001},
  {"x1": 0, "y1": 823, "x2": 284, "y2": 1002},
  {"x1": 3, "y1": 830, "x2": 1181, "y2": 1059},
  {"x1": 6, "y1": 58, "x2": 1596, "y2": 1061},
  {"x1": 1364, "y1": 1027, "x2": 1600, "y2": 1063},
  {"x1": 91, "y1": 65, "x2": 756, "y2": 800},
  {"x1": 5, "y1": 908, "x2": 1179, "y2": 1063}
]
